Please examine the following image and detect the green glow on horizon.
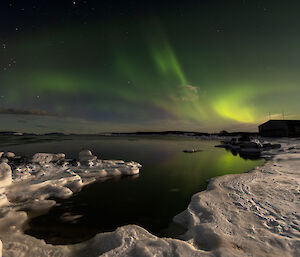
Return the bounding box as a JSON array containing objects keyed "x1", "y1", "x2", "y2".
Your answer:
[{"x1": 213, "y1": 87, "x2": 256, "y2": 123}]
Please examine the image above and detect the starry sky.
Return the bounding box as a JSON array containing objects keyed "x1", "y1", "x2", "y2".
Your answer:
[{"x1": 0, "y1": 0, "x2": 300, "y2": 133}]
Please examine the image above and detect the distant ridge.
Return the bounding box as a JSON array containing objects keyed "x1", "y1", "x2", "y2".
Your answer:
[{"x1": 0, "y1": 130, "x2": 259, "y2": 137}]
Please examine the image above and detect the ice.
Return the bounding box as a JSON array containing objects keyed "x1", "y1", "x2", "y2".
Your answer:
[
  {"x1": 70, "y1": 225, "x2": 207, "y2": 257},
  {"x1": 0, "y1": 211, "x2": 27, "y2": 232},
  {"x1": 60, "y1": 212, "x2": 84, "y2": 223},
  {"x1": 0, "y1": 158, "x2": 8, "y2": 164},
  {"x1": 0, "y1": 190, "x2": 8, "y2": 207},
  {"x1": 0, "y1": 142, "x2": 300, "y2": 257},
  {"x1": 0, "y1": 163, "x2": 12, "y2": 187},
  {"x1": 32, "y1": 153, "x2": 65, "y2": 164},
  {"x1": 79, "y1": 149, "x2": 97, "y2": 162},
  {"x1": 0, "y1": 149, "x2": 142, "y2": 257},
  {"x1": 4, "y1": 152, "x2": 16, "y2": 159}
]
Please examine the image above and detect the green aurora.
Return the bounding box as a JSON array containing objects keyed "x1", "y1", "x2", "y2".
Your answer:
[{"x1": 1, "y1": 1, "x2": 300, "y2": 133}]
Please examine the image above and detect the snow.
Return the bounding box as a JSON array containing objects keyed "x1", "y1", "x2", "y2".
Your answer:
[
  {"x1": 32, "y1": 153, "x2": 65, "y2": 164},
  {"x1": 0, "y1": 140, "x2": 300, "y2": 257},
  {"x1": 4, "y1": 152, "x2": 16, "y2": 159},
  {"x1": 0, "y1": 149, "x2": 141, "y2": 257},
  {"x1": 79, "y1": 149, "x2": 97, "y2": 162},
  {"x1": 0, "y1": 163, "x2": 12, "y2": 187}
]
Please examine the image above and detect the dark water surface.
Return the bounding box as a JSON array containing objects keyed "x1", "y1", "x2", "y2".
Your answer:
[{"x1": 0, "y1": 135, "x2": 264, "y2": 244}]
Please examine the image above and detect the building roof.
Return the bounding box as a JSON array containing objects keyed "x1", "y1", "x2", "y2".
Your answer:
[{"x1": 259, "y1": 120, "x2": 300, "y2": 127}]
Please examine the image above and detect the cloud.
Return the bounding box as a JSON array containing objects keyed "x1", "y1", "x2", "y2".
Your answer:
[
  {"x1": 183, "y1": 85, "x2": 198, "y2": 93},
  {"x1": 0, "y1": 108, "x2": 57, "y2": 116},
  {"x1": 169, "y1": 94, "x2": 199, "y2": 102}
]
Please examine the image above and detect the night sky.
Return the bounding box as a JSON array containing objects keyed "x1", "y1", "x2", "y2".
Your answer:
[{"x1": 0, "y1": 0, "x2": 299, "y2": 133}]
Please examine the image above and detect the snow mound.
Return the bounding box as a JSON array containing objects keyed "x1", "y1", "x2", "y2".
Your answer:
[{"x1": 79, "y1": 149, "x2": 97, "y2": 162}]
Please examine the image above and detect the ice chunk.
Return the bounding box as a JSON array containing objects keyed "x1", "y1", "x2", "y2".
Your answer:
[
  {"x1": 32, "y1": 153, "x2": 65, "y2": 164},
  {"x1": 4, "y1": 152, "x2": 15, "y2": 159},
  {"x1": 0, "y1": 163, "x2": 12, "y2": 187},
  {"x1": 79, "y1": 149, "x2": 97, "y2": 163}
]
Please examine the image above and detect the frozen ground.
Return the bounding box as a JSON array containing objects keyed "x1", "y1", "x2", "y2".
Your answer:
[{"x1": 0, "y1": 139, "x2": 299, "y2": 257}]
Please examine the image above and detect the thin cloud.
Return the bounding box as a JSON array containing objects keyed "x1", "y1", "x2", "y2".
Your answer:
[
  {"x1": 0, "y1": 108, "x2": 57, "y2": 116},
  {"x1": 183, "y1": 85, "x2": 198, "y2": 93}
]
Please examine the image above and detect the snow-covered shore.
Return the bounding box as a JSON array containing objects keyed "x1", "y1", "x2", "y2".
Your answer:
[
  {"x1": 0, "y1": 139, "x2": 299, "y2": 257},
  {"x1": 0, "y1": 150, "x2": 141, "y2": 257}
]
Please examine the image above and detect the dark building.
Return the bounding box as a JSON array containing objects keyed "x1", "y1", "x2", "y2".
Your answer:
[{"x1": 259, "y1": 120, "x2": 300, "y2": 137}]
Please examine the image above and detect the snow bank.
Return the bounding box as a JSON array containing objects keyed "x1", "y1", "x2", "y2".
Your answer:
[
  {"x1": 1, "y1": 141, "x2": 300, "y2": 257},
  {"x1": 172, "y1": 139, "x2": 300, "y2": 257},
  {"x1": 0, "y1": 149, "x2": 141, "y2": 257}
]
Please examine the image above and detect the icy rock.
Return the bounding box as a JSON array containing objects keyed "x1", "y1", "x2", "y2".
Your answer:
[
  {"x1": 4, "y1": 152, "x2": 15, "y2": 159},
  {"x1": 0, "y1": 163, "x2": 12, "y2": 187},
  {"x1": 79, "y1": 150, "x2": 97, "y2": 163},
  {"x1": 32, "y1": 153, "x2": 65, "y2": 164},
  {"x1": 0, "y1": 152, "x2": 3, "y2": 158}
]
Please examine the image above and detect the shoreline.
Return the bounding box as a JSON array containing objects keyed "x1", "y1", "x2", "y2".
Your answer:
[{"x1": 0, "y1": 138, "x2": 299, "y2": 256}]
